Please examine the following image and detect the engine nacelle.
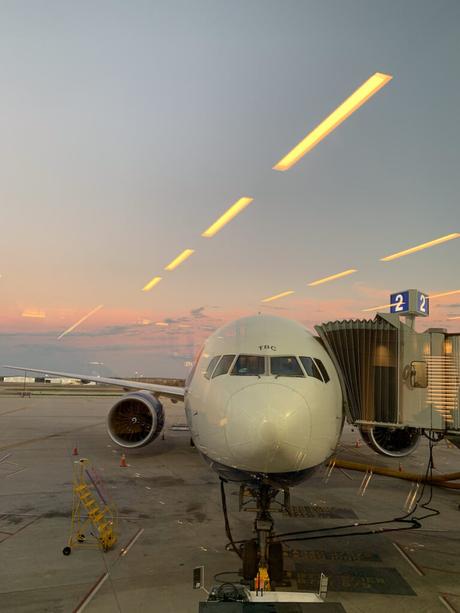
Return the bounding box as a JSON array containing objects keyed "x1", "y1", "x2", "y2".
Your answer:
[
  {"x1": 107, "y1": 391, "x2": 165, "y2": 449},
  {"x1": 359, "y1": 426, "x2": 420, "y2": 458}
]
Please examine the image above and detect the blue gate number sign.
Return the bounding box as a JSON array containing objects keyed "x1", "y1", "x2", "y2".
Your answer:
[
  {"x1": 389, "y1": 290, "x2": 429, "y2": 316},
  {"x1": 390, "y1": 291, "x2": 409, "y2": 314},
  {"x1": 417, "y1": 291, "x2": 429, "y2": 315}
]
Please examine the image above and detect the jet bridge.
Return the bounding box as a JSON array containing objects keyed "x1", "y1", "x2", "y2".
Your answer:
[{"x1": 315, "y1": 303, "x2": 460, "y2": 455}]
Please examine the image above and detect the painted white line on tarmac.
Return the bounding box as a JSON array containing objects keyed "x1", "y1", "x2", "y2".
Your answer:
[
  {"x1": 393, "y1": 542, "x2": 425, "y2": 576},
  {"x1": 73, "y1": 572, "x2": 109, "y2": 613}
]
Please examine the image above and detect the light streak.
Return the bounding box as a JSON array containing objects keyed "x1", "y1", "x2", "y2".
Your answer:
[
  {"x1": 21, "y1": 310, "x2": 46, "y2": 319},
  {"x1": 164, "y1": 249, "x2": 195, "y2": 271},
  {"x1": 381, "y1": 233, "x2": 460, "y2": 261},
  {"x1": 142, "y1": 276, "x2": 162, "y2": 292},
  {"x1": 201, "y1": 197, "x2": 254, "y2": 238},
  {"x1": 273, "y1": 72, "x2": 392, "y2": 171},
  {"x1": 308, "y1": 269, "x2": 357, "y2": 287},
  {"x1": 58, "y1": 304, "x2": 103, "y2": 340},
  {"x1": 261, "y1": 290, "x2": 295, "y2": 303},
  {"x1": 430, "y1": 289, "x2": 460, "y2": 299}
]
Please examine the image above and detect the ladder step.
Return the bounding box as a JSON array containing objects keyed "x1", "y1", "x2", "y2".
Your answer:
[
  {"x1": 92, "y1": 511, "x2": 106, "y2": 523},
  {"x1": 75, "y1": 484, "x2": 89, "y2": 493}
]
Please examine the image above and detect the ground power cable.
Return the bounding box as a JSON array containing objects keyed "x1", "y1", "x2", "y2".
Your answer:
[
  {"x1": 272, "y1": 437, "x2": 441, "y2": 545},
  {"x1": 221, "y1": 440, "x2": 442, "y2": 552}
]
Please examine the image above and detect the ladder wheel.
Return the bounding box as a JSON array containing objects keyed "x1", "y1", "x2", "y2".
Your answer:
[
  {"x1": 242, "y1": 540, "x2": 259, "y2": 580},
  {"x1": 62, "y1": 546, "x2": 71, "y2": 556},
  {"x1": 268, "y1": 542, "x2": 284, "y2": 584}
]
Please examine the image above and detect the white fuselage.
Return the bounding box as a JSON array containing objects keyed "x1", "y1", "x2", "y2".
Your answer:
[{"x1": 184, "y1": 315, "x2": 343, "y2": 484}]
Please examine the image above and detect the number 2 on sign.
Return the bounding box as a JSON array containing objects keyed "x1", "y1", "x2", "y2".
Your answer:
[
  {"x1": 420, "y1": 294, "x2": 426, "y2": 313},
  {"x1": 394, "y1": 294, "x2": 404, "y2": 312}
]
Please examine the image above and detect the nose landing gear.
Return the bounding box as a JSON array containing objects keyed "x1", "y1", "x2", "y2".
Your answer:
[{"x1": 239, "y1": 484, "x2": 287, "y2": 589}]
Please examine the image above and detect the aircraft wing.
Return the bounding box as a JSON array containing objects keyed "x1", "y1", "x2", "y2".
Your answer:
[{"x1": 3, "y1": 365, "x2": 185, "y2": 401}]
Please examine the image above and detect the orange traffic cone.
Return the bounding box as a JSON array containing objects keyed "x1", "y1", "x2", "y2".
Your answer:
[
  {"x1": 72, "y1": 444, "x2": 78, "y2": 456},
  {"x1": 120, "y1": 453, "x2": 128, "y2": 467}
]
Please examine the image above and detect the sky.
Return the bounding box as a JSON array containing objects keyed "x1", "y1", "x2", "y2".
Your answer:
[{"x1": 1, "y1": 0, "x2": 459, "y2": 378}]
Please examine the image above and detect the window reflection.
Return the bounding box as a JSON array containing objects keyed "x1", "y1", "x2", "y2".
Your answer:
[
  {"x1": 270, "y1": 356, "x2": 304, "y2": 377},
  {"x1": 212, "y1": 354, "x2": 236, "y2": 378},
  {"x1": 204, "y1": 355, "x2": 221, "y2": 379},
  {"x1": 314, "y1": 358, "x2": 330, "y2": 383},
  {"x1": 299, "y1": 356, "x2": 323, "y2": 381},
  {"x1": 231, "y1": 355, "x2": 265, "y2": 376}
]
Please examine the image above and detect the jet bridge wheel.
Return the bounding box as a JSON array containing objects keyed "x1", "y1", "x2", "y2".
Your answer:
[
  {"x1": 242, "y1": 540, "x2": 259, "y2": 580},
  {"x1": 268, "y1": 542, "x2": 283, "y2": 584}
]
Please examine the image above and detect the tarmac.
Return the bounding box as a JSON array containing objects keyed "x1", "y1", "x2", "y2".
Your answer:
[{"x1": 0, "y1": 389, "x2": 460, "y2": 613}]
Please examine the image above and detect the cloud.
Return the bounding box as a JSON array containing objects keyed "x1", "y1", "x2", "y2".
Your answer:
[
  {"x1": 164, "y1": 316, "x2": 190, "y2": 324},
  {"x1": 190, "y1": 306, "x2": 206, "y2": 319},
  {"x1": 69, "y1": 324, "x2": 144, "y2": 338}
]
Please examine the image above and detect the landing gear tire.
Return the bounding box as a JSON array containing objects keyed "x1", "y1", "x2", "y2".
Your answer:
[
  {"x1": 268, "y1": 542, "x2": 283, "y2": 584},
  {"x1": 62, "y1": 546, "x2": 71, "y2": 556},
  {"x1": 242, "y1": 540, "x2": 259, "y2": 581}
]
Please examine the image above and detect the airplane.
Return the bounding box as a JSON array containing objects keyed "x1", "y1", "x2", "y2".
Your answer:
[{"x1": 4, "y1": 313, "x2": 420, "y2": 584}]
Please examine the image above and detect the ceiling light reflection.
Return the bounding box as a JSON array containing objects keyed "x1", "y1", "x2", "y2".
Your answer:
[
  {"x1": 164, "y1": 249, "x2": 195, "y2": 271},
  {"x1": 142, "y1": 276, "x2": 162, "y2": 292},
  {"x1": 202, "y1": 197, "x2": 254, "y2": 238},
  {"x1": 273, "y1": 72, "x2": 392, "y2": 171},
  {"x1": 261, "y1": 290, "x2": 295, "y2": 303},
  {"x1": 381, "y1": 233, "x2": 460, "y2": 261},
  {"x1": 308, "y1": 269, "x2": 357, "y2": 286},
  {"x1": 21, "y1": 310, "x2": 46, "y2": 319}
]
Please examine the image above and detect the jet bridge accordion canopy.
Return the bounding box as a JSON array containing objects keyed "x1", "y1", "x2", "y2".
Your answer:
[
  {"x1": 316, "y1": 315, "x2": 460, "y2": 432},
  {"x1": 315, "y1": 316, "x2": 400, "y2": 425}
]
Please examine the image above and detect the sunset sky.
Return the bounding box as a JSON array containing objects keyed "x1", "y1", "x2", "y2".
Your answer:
[{"x1": 1, "y1": 0, "x2": 459, "y2": 378}]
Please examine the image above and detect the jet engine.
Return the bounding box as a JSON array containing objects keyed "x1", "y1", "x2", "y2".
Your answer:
[
  {"x1": 107, "y1": 391, "x2": 165, "y2": 448},
  {"x1": 359, "y1": 426, "x2": 420, "y2": 457}
]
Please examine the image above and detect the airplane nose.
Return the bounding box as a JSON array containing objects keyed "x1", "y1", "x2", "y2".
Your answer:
[{"x1": 224, "y1": 382, "x2": 311, "y2": 473}]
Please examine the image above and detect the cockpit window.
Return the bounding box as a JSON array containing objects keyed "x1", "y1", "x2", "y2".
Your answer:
[
  {"x1": 270, "y1": 356, "x2": 304, "y2": 377},
  {"x1": 212, "y1": 354, "x2": 236, "y2": 378},
  {"x1": 299, "y1": 356, "x2": 323, "y2": 381},
  {"x1": 204, "y1": 355, "x2": 221, "y2": 379},
  {"x1": 314, "y1": 358, "x2": 330, "y2": 383},
  {"x1": 231, "y1": 355, "x2": 265, "y2": 376}
]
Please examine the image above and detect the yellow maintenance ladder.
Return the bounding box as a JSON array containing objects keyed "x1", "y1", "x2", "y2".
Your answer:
[{"x1": 63, "y1": 458, "x2": 117, "y2": 555}]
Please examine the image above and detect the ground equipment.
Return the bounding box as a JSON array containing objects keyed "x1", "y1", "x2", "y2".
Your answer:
[{"x1": 63, "y1": 458, "x2": 118, "y2": 555}]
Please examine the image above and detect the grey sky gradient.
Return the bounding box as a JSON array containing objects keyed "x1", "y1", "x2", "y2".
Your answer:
[{"x1": 1, "y1": 1, "x2": 459, "y2": 376}]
